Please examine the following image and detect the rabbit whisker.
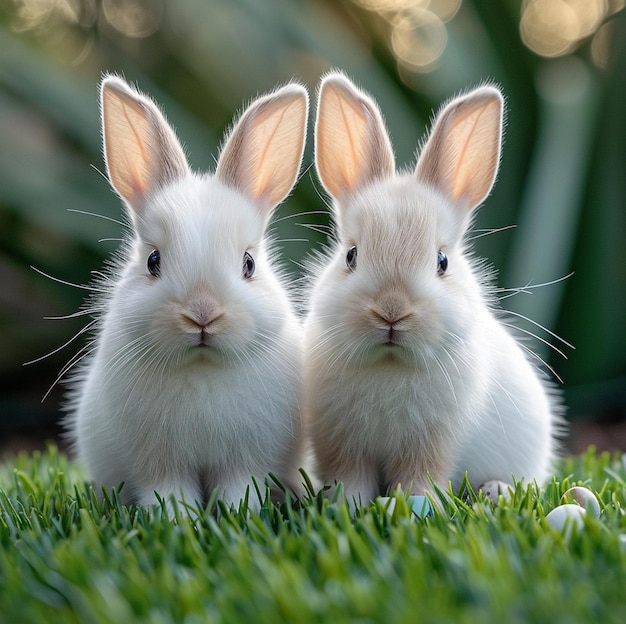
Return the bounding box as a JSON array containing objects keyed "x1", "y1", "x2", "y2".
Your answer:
[
  {"x1": 503, "y1": 309, "x2": 574, "y2": 350},
  {"x1": 517, "y1": 341, "x2": 564, "y2": 385},
  {"x1": 496, "y1": 272, "x2": 574, "y2": 298},
  {"x1": 31, "y1": 266, "x2": 99, "y2": 292},
  {"x1": 295, "y1": 223, "x2": 334, "y2": 236},
  {"x1": 273, "y1": 210, "x2": 329, "y2": 224},
  {"x1": 467, "y1": 224, "x2": 517, "y2": 241},
  {"x1": 24, "y1": 319, "x2": 98, "y2": 367},
  {"x1": 501, "y1": 321, "x2": 569, "y2": 360},
  {"x1": 67, "y1": 208, "x2": 126, "y2": 227},
  {"x1": 42, "y1": 344, "x2": 94, "y2": 403},
  {"x1": 43, "y1": 308, "x2": 97, "y2": 321}
]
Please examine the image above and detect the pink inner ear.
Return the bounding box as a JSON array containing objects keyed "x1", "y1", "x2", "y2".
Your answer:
[
  {"x1": 416, "y1": 89, "x2": 502, "y2": 212},
  {"x1": 315, "y1": 74, "x2": 395, "y2": 200},
  {"x1": 101, "y1": 78, "x2": 189, "y2": 213},
  {"x1": 215, "y1": 85, "x2": 308, "y2": 217},
  {"x1": 103, "y1": 88, "x2": 148, "y2": 205},
  {"x1": 448, "y1": 98, "x2": 501, "y2": 207}
]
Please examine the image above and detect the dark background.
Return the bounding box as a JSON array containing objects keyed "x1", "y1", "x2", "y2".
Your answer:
[{"x1": 1, "y1": 0, "x2": 625, "y2": 457}]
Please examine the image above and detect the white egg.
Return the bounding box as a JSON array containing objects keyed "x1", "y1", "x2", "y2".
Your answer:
[
  {"x1": 478, "y1": 480, "x2": 513, "y2": 503},
  {"x1": 546, "y1": 504, "x2": 587, "y2": 536},
  {"x1": 561, "y1": 486, "x2": 601, "y2": 518}
]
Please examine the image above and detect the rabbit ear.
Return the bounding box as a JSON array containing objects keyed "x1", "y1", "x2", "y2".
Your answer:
[
  {"x1": 315, "y1": 72, "x2": 395, "y2": 200},
  {"x1": 415, "y1": 86, "x2": 503, "y2": 211},
  {"x1": 215, "y1": 84, "x2": 308, "y2": 216},
  {"x1": 100, "y1": 76, "x2": 189, "y2": 213}
]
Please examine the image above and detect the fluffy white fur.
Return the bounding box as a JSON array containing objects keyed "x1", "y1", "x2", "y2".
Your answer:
[
  {"x1": 305, "y1": 72, "x2": 561, "y2": 505},
  {"x1": 66, "y1": 76, "x2": 308, "y2": 510}
]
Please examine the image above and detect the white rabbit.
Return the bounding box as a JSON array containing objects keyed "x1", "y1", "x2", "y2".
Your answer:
[
  {"x1": 65, "y1": 76, "x2": 308, "y2": 511},
  {"x1": 305, "y1": 72, "x2": 562, "y2": 505}
]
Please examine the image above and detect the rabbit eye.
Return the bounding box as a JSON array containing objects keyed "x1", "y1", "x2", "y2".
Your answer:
[
  {"x1": 243, "y1": 251, "x2": 255, "y2": 279},
  {"x1": 346, "y1": 245, "x2": 357, "y2": 272},
  {"x1": 147, "y1": 249, "x2": 161, "y2": 278},
  {"x1": 437, "y1": 250, "x2": 448, "y2": 276}
]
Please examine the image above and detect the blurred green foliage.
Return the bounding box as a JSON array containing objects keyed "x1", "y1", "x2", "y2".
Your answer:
[{"x1": 0, "y1": 0, "x2": 624, "y2": 446}]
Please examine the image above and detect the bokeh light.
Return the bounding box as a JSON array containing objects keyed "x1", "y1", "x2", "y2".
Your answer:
[
  {"x1": 7, "y1": 0, "x2": 162, "y2": 41},
  {"x1": 591, "y1": 19, "x2": 615, "y2": 68},
  {"x1": 353, "y1": 0, "x2": 461, "y2": 73},
  {"x1": 102, "y1": 0, "x2": 162, "y2": 39},
  {"x1": 8, "y1": 1, "x2": 623, "y2": 71},
  {"x1": 391, "y1": 9, "x2": 448, "y2": 72},
  {"x1": 519, "y1": 0, "x2": 619, "y2": 59},
  {"x1": 352, "y1": 0, "x2": 622, "y2": 73}
]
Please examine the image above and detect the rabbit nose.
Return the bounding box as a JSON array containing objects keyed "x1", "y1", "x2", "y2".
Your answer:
[
  {"x1": 371, "y1": 308, "x2": 412, "y2": 326},
  {"x1": 179, "y1": 298, "x2": 223, "y2": 331},
  {"x1": 182, "y1": 310, "x2": 223, "y2": 330},
  {"x1": 370, "y1": 294, "x2": 412, "y2": 327}
]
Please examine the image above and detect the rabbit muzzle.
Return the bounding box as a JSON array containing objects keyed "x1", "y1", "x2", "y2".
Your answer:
[
  {"x1": 367, "y1": 293, "x2": 414, "y2": 345},
  {"x1": 177, "y1": 297, "x2": 224, "y2": 347}
]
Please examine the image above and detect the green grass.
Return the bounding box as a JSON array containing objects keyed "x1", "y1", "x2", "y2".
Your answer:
[{"x1": 1, "y1": 447, "x2": 625, "y2": 623}]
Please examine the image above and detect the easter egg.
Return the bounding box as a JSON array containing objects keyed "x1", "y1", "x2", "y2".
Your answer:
[
  {"x1": 546, "y1": 504, "x2": 586, "y2": 535},
  {"x1": 561, "y1": 486, "x2": 600, "y2": 518},
  {"x1": 377, "y1": 495, "x2": 432, "y2": 517}
]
